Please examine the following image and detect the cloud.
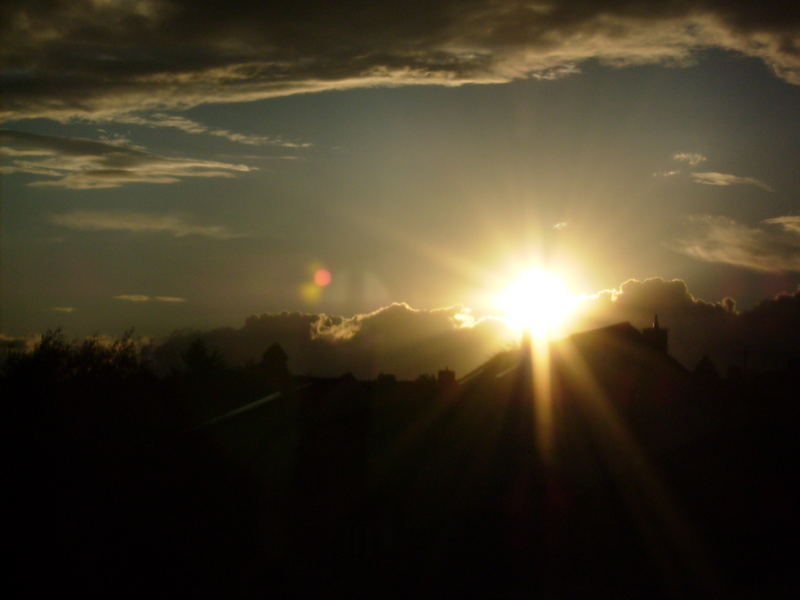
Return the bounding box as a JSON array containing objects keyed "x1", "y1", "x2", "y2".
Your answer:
[
  {"x1": 152, "y1": 303, "x2": 514, "y2": 379},
  {"x1": 113, "y1": 295, "x2": 187, "y2": 303},
  {"x1": 0, "y1": 129, "x2": 253, "y2": 188},
  {"x1": 569, "y1": 277, "x2": 800, "y2": 370},
  {"x1": 48, "y1": 306, "x2": 76, "y2": 313},
  {"x1": 553, "y1": 221, "x2": 568, "y2": 230},
  {"x1": 2, "y1": 1, "x2": 799, "y2": 122},
  {"x1": 764, "y1": 215, "x2": 800, "y2": 235},
  {"x1": 148, "y1": 279, "x2": 799, "y2": 378},
  {"x1": 311, "y1": 303, "x2": 479, "y2": 343},
  {"x1": 113, "y1": 295, "x2": 152, "y2": 303},
  {"x1": 49, "y1": 210, "x2": 244, "y2": 239},
  {"x1": 672, "y1": 152, "x2": 707, "y2": 166},
  {"x1": 0, "y1": 146, "x2": 53, "y2": 157},
  {"x1": 0, "y1": 333, "x2": 41, "y2": 357},
  {"x1": 689, "y1": 171, "x2": 773, "y2": 191},
  {"x1": 673, "y1": 215, "x2": 800, "y2": 273},
  {"x1": 655, "y1": 156, "x2": 773, "y2": 191},
  {"x1": 111, "y1": 113, "x2": 311, "y2": 147}
]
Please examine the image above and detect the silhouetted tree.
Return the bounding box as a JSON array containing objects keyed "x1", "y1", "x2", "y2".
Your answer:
[
  {"x1": 259, "y1": 342, "x2": 290, "y2": 386},
  {"x1": 183, "y1": 338, "x2": 224, "y2": 376}
]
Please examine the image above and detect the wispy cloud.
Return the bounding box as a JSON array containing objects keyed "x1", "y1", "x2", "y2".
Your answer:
[
  {"x1": 0, "y1": 130, "x2": 253, "y2": 189},
  {"x1": 764, "y1": 215, "x2": 800, "y2": 235},
  {"x1": 48, "y1": 306, "x2": 76, "y2": 313},
  {"x1": 553, "y1": 221, "x2": 568, "y2": 231},
  {"x1": 49, "y1": 210, "x2": 244, "y2": 240},
  {"x1": 674, "y1": 215, "x2": 800, "y2": 272},
  {"x1": 0, "y1": 146, "x2": 54, "y2": 157},
  {"x1": 690, "y1": 171, "x2": 773, "y2": 191},
  {"x1": 0, "y1": 333, "x2": 41, "y2": 354},
  {"x1": 2, "y1": 2, "x2": 798, "y2": 122},
  {"x1": 655, "y1": 155, "x2": 773, "y2": 192},
  {"x1": 112, "y1": 114, "x2": 311, "y2": 148},
  {"x1": 113, "y1": 295, "x2": 187, "y2": 303},
  {"x1": 672, "y1": 152, "x2": 707, "y2": 166}
]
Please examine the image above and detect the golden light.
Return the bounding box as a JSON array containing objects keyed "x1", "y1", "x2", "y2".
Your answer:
[{"x1": 495, "y1": 268, "x2": 579, "y2": 338}]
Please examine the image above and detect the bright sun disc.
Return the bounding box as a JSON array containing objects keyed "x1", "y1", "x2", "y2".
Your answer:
[{"x1": 496, "y1": 268, "x2": 578, "y2": 338}]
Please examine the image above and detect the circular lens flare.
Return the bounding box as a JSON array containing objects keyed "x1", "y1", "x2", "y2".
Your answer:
[
  {"x1": 496, "y1": 268, "x2": 578, "y2": 338},
  {"x1": 314, "y1": 268, "x2": 332, "y2": 287}
]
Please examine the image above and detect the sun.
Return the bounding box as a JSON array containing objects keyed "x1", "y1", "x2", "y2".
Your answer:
[{"x1": 495, "y1": 268, "x2": 578, "y2": 339}]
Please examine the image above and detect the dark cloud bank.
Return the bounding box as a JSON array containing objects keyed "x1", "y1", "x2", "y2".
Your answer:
[
  {"x1": 151, "y1": 279, "x2": 800, "y2": 379},
  {"x1": 2, "y1": 0, "x2": 799, "y2": 121},
  {"x1": 572, "y1": 278, "x2": 800, "y2": 373},
  {"x1": 153, "y1": 304, "x2": 512, "y2": 380}
]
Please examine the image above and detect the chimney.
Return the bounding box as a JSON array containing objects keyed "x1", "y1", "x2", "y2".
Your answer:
[{"x1": 642, "y1": 314, "x2": 668, "y2": 354}]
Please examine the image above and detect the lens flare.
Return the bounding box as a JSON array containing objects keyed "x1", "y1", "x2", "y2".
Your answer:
[
  {"x1": 314, "y1": 268, "x2": 332, "y2": 287},
  {"x1": 300, "y1": 282, "x2": 321, "y2": 303}
]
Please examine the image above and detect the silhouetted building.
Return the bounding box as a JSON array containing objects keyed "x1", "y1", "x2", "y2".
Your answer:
[
  {"x1": 693, "y1": 354, "x2": 720, "y2": 383},
  {"x1": 296, "y1": 375, "x2": 369, "y2": 521},
  {"x1": 376, "y1": 372, "x2": 397, "y2": 386},
  {"x1": 642, "y1": 313, "x2": 668, "y2": 354},
  {"x1": 566, "y1": 321, "x2": 645, "y2": 353},
  {"x1": 548, "y1": 319, "x2": 686, "y2": 405},
  {"x1": 437, "y1": 367, "x2": 456, "y2": 388}
]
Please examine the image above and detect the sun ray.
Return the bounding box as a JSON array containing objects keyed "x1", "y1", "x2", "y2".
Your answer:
[{"x1": 551, "y1": 336, "x2": 717, "y2": 587}]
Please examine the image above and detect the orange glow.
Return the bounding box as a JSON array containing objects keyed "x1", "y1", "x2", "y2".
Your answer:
[{"x1": 314, "y1": 268, "x2": 332, "y2": 287}]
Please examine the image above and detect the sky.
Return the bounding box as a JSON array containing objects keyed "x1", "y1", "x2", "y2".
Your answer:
[{"x1": 2, "y1": 1, "x2": 799, "y2": 373}]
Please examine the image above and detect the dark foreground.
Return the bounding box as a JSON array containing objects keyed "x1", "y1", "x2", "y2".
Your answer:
[{"x1": 11, "y1": 327, "x2": 799, "y2": 598}]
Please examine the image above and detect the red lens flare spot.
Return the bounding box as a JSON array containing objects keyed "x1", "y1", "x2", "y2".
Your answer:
[{"x1": 314, "y1": 269, "x2": 332, "y2": 287}]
